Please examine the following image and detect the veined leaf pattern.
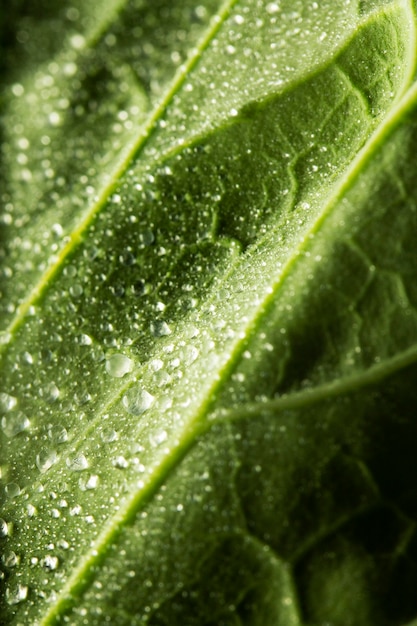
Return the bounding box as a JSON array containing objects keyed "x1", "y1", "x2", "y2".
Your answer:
[{"x1": 1, "y1": 1, "x2": 417, "y2": 624}]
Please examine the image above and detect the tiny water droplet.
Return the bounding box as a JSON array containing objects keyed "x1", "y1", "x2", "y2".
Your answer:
[
  {"x1": 122, "y1": 387, "x2": 154, "y2": 415},
  {"x1": 105, "y1": 353, "x2": 134, "y2": 378}
]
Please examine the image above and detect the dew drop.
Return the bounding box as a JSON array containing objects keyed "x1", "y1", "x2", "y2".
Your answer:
[
  {"x1": 266, "y1": 2, "x2": 280, "y2": 13},
  {"x1": 113, "y1": 455, "x2": 129, "y2": 469},
  {"x1": 1, "y1": 411, "x2": 30, "y2": 438},
  {"x1": 149, "y1": 430, "x2": 168, "y2": 448},
  {"x1": 36, "y1": 448, "x2": 58, "y2": 473},
  {"x1": 27, "y1": 504, "x2": 37, "y2": 517},
  {"x1": 2, "y1": 551, "x2": 19, "y2": 568},
  {"x1": 149, "y1": 358, "x2": 163, "y2": 372},
  {"x1": 139, "y1": 229, "x2": 155, "y2": 247},
  {"x1": 48, "y1": 424, "x2": 68, "y2": 444},
  {"x1": 5, "y1": 483, "x2": 20, "y2": 499},
  {"x1": 183, "y1": 345, "x2": 199, "y2": 365},
  {"x1": 79, "y1": 474, "x2": 99, "y2": 490},
  {"x1": 66, "y1": 453, "x2": 88, "y2": 471},
  {"x1": 100, "y1": 427, "x2": 118, "y2": 443},
  {"x1": 150, "y1": 320, "x2": 172, "y2": 337},
  {"x1": 6, "y1": 583, "x2": 28, "y2": 605},
  {"x1": 0, "y1": 392, "x2": 17, "y2": 412},
  {"x1": 40, "y1": 382, "x2": 60, "y2": 403},
  {"x1": 105, "y1": 353, "x2": 134, "y2": 378},
  {"x1": 69, "y1": 283, "x2": 83, "y2": 298},
  {"x1": 0, "y1": 518, "x2": 9, "y2": 538},
  {"x1": 122, "y1": 387, "x2": 154, "y2": 415},
  {"x1": 79, "y1": 333, "x2": 93, "y2": 346},
  {"x1": 41, "y1": 555, "x2": 59, "y2": 571}
]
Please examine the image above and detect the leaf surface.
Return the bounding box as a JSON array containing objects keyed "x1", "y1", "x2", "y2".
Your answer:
[{"x1": 2, "y1": 1, "x2": 417, "y2": 624}]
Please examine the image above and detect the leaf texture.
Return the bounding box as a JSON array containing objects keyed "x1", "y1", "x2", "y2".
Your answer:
[{"x1": 1, "y1": 1, "x2": 417, "y2": 624}]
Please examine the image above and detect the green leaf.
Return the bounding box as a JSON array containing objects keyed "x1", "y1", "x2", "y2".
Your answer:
[{"x1": 2, "y1": 0, "x2": 417, "y2": 624}]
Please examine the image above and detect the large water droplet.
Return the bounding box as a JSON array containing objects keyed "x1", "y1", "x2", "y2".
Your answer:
[
  {"x1": 66, "y1": 453, "x2": 88, "y2": 471},
  {"x1": 48, "y1": 424, "x2": 68, "y2": 444},
  {"x1": 36, "y1": 448, "x2": 58, "y2": 473},
  {"x1": 150, "y1": 320, "x2": 172, "y2": 337},
  {"x1": 39, "y1": 382, "x2": 60, "y2": 403},
  {"x1": 149, "y1": 430, "x2": 168, "y2": 448},
  {"x1": 0, "y1": 518, "x2": 9, "y2": 538},
  {"x1": 5, "y1": 483, "x2": 20, "y2": 499},
  {"x1": 6, "y1": 583, "x2": 28, "y2": 605},
  {"x1": 0, "y1": 392, "x2": 17, "y2": 412},
  {"x1": 41, "y1": 555, "x2": 59, "y2": 571},
  {"x1": 122, "y1": 387, "x2": 154, "y2": 415},
  {"x1": 1, "y1": 411, "x2": 30, "y2": 438},
  {"x1": 100, "y1": 426, "x2": 118, "y2": 443},
  {"x1": 79, "y1": 474, "x2": 99, "y2": 490},
  {"x1": 105, "y1": 354, "x2": 134, "y2": 378},
  {"x1": 2, "y1": 551, "x2": 19, "y2": 568}
]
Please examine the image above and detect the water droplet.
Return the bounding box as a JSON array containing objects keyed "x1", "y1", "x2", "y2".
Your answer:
[
  {"x1": 2, "y1": 551, "x2": 19, "y2": 568},
  {"x1": 183, "y1": 345, "x2": 199, "y2": 365},
  {"x1": 154, "y1": 370, "x2": 172, "y2": 387},
  {"x1": 149, "y1": 359, "x2": 163, "y2": 372},
  {"x1": 48, "y1": 424, "x2": 68, "y2": 444},
  {"x1": 1, "y1": 411, "x2": 30, "y2": 437},
  {"x1": 105, "y1": 353, "x2": 134, "y2": 378},
  {"x1": 79, "y1": 333, "x2": 93, "y2": 346},
  {"x1": 266, "y1": 1, "x2": 280, "y2": 13},
  {"x1": 149, "y1": 430, "x2": 168, "y2": 448},
  {"x1": 27, "y1": 504, "x2": 37, "y2": 517},
  {"x1": 70, "y1": 505, "x2": 82, "y2": 516},
  {"x1": 69, "y1": 283, "x2": 83, "y2": 298},
  {"x1": 36, "y1": 448, "x2": 58, "y2": 473},
  {"x1": 66, "y1": 453, "x2": 88, "y2": 471},
  {"x1": 139, "y1": 229, "x2": 154, "y2": 247},
  {"x1": 40, "y1": 382, "x2": 60, "y2": 403},
  {"x1": 150, "y1": 320, "x2": 172, "y2": 337},
  {"x1": 41, "y1": 555, "x2": 59, "y2": 571},
  {"x1": 6, "y1": 583, "x2": 28, "y2": 605},
  {"x1": 113, "y1": 456, "x2": 129, "y2": 469},
  {"x1": 122, "y1": 387, "x2": 154, "y2": 415},
  {"x1": 5, "y1": 483, "x2": 20, "y2": 499},
  {"x1": 100, "y1": 427, "x2": 118, "y2": 443},
  {"x1": 0, "y1": 392, "x2": 17, "y2": 412},
  {"x1": 79, "y1": 474, "x2": 99, "y2": 490},
  {"x1": 0, "y1": 518, "x2": 9, "y2": 538}
]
